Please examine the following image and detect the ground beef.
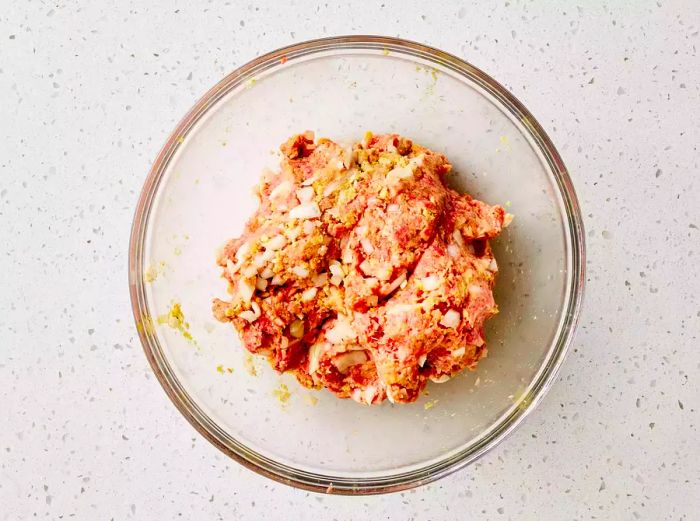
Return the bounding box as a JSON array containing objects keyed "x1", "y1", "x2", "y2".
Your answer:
[{"x1": 213, "y1": 132, "x2": 511, "y2": 404}]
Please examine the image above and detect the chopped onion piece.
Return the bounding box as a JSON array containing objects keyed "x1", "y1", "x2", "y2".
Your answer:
[
  {"x1": 323, "y1": 179, "x2": 341, "y2": 197},
  {"x1": 270, "y1": 274, "x2": 284, "y2": 286},
  {"x1": 430, "y1": 374, "x2": 451, "y2": 383},
  {"x1": 387, "y1": 303, "x2": 417, "y2": 315},
  {"x1": 307, "y1": 343, "x2": 322, "y2": 374},
  {"x1": 225, "y1": 258, "x2": 240, "y2": 277},
  {"x1": 289, "y1": 319, "x2": 304, "y2": 339},
  {"x1": 439, "y1": 309, "x2": 461, "y2": 328},
  {"x1": 238, "y1": 310, "x2": 258, "y2": 322},
  {"x1": 359, "y1": 259, "x2": 371, "y2": 274},
  {"x1": 302, "y1": 219, "x2": 319, "y2": 235},
  {"x1": 296, "y1": 186, "x2": 315, "y2": 203},
  {"x1": 251, "y1": 253, "x2": 267, "y2": 268},
  {"x1": 386, "y1": 165, "x2": 414, "y2": 183},
  {"x1": 289, "y1": 201, "x2": 321, "y2": 219},
  {"x1": 447, "y1": 243, "x2": 460, "y2": 258},
  {"x1": 265, "y1": 234, "x2": 287, "y2": 251},
  {"x1": 418, "y1": 354, "x2": 427, "y2": 367},
  {"x1": 301, "y1": 173, "x2": 318, "y2": 186},
  {"x1": 241, "y1": 265, "x2": 258, "y2": 279},
  {"x1": 385, "y1": 156, "x2": 422, "y2": 185},
  {"x1": 260, "y1": 266, "x2": 274, "y2": 279},
  {"x1": 301, "y1": 287, "x2": 318, "y2": 302},
  {"x1": 235, "y1": 241, "x2": 252, "y2": 260},
  {"x1": 488, "y1": 258, "x2": 498, "y2": 271},
  {"x1": 420, "y1": 275, "x2": 441, "y2": 291},
  {"x1": 332, "y1": 351, "x2": 368, "y2": 373},
  {"x1": 351, "y1": 388, "x2": 363, "y2": 404},
  {"x1": 468, "y1": 283, "x2": 484, "y2": 297},
  {"x1": 342, "y1": 248, "x2": 354, "y2": 264},
  {"x1": 285, "y1": 226, "x2": 302, "y2": 241},
  {"x1": 341, "y1": 144, "x2": 353, "y2": 167},
  {"x1": 375, "y1": 266, "x2": 392, "y2": 281},
  {"x1": 384, "y1": 271, "x2": 407, "y2": 295},
  {"x1": 329, "y1": 264, "x2": 344, "y2": 278},
  {"x1": 362, "y1": 385, "x2": 378, "y2": 404},
  {"x1": 452, "y1": 347, "x2": 466, "y2": 358},
  {"x1": 269, "y1": 181, "x2": 292, "y2": 199},
  {"x1": 325, "y1": 319, "x2": 356, "y2": 344},
  {"x1": 292, "y1": 266, "x2": 309, "y2": 278},
  {"x1": 237, "y1": 278, "x2": 255, "y2": 303},
  {"x1": 452, "y1": 229, "x2": 464, "y2": 247},
  {"x1": 255, "y1": 277, "x2": 268, "y2": 291},
  {"x1": 360, "y1": 238, "x2": 374, "y2": 254}
]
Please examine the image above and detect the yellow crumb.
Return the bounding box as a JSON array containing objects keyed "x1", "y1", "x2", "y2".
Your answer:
[
  {"x1": 144, "y1": 265, "x2": 158, "y2": 283},
  {"x1": 424, "y1": 399, "x2": 439, "y2": 410},
  {"x1": 216, "y1": 364, "x2": 224, "y2": 374},
  {"x1": 273, "y1": 383, "x2": 291, "y2": 404},
  {"x1": 157, "y1": 302, "x2": 196, "y2": 344},
  {"x1": 244, "y1": 354, "x2": 258, "y2": 376}
]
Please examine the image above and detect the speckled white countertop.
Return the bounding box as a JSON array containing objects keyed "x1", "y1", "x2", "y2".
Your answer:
[{"x1": 1, "y1": 1, "x2": 699, "y2": 519}]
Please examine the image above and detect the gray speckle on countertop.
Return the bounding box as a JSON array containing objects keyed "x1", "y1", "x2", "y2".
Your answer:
[{"x1": 1, "y1": 1, "x2": 699, "y2": 520}]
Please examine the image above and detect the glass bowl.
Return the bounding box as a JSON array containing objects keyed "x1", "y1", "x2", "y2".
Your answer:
[{"x1": 129, "y1": 36, "x2": 585, "y2": 494}]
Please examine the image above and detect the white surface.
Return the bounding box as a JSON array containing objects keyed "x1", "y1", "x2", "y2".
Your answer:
[{"x1": 1, "y1": 1, "x2": 698, "y2": 519}]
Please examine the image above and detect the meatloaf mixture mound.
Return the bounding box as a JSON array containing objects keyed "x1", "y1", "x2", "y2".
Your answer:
[{"x1": 213, "y1": 132, "x2": 511, "y2": 405}]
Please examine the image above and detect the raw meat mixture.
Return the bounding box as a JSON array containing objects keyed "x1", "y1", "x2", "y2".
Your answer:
[{"x1": 213, "y1": 132, "x2": 511, "y2": 404}]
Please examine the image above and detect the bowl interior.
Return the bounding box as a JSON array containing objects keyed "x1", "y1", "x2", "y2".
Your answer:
[{"x1": 137, "y1": 43, "x2": 574, "y2": 483}]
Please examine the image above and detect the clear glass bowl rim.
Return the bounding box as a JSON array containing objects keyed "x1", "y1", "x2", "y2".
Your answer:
[{"x1": 128, "y1": 35, "x2": 586, "y2": 495}]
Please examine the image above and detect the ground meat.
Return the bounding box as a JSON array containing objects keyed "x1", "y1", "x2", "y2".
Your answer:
[{"x1": 213, "y1": 132, "x2": 511, "y2": 404}]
